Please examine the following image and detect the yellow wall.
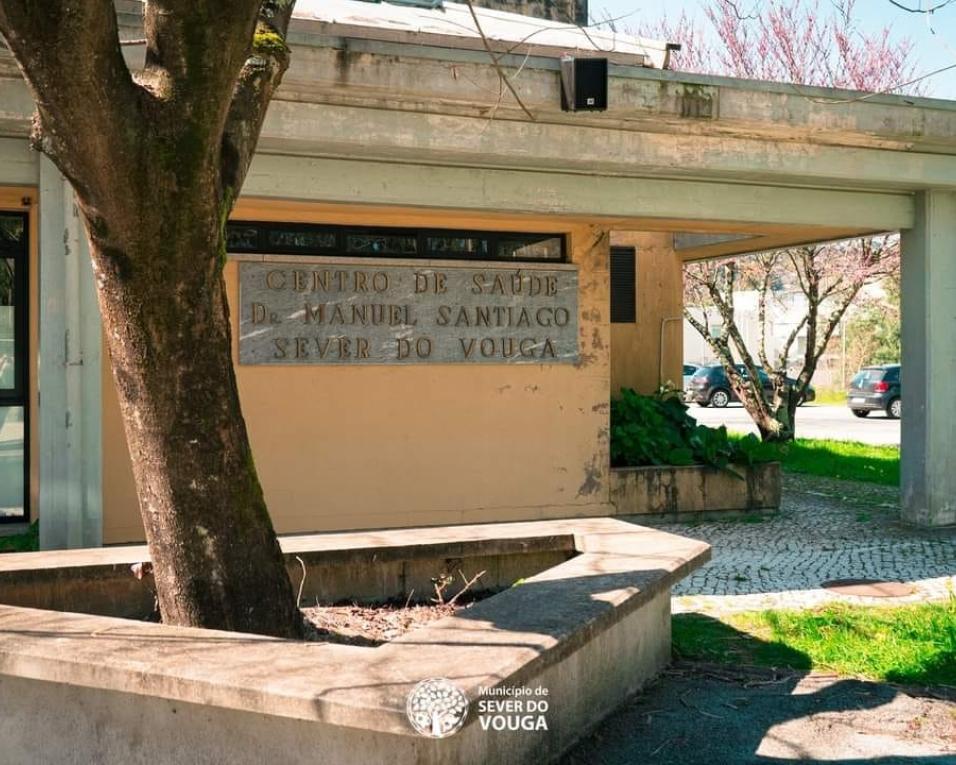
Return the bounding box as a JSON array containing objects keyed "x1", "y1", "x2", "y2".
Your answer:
[
  {"x1": 609, "y1": 232, "x2": 683, "y2": 397},
  {"x1": 102, "y1": 201, "x2": 613, "y2": 543}
]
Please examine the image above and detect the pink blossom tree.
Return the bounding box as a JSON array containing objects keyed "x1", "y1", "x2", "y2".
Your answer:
[{"x1": 637, "y1": 0, "x2": 911, "y2": 442}]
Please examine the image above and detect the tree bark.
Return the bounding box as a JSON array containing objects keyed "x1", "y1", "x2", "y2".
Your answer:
[
  {"x1": 86, "y1": 200, "x2": 302, "y2": 637},
  {"x1": 0, "y1": 0, "x2": 303, "y2": 637}
]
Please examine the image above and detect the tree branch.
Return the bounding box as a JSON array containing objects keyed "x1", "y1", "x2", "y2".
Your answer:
[
  {"x1": 144, "y1": 0, "x2": 261, "y2": 105},
  {"x1": 886, "y1": 0, "x2": 956, "y2": 12},
  {"x1": 465, "y1": 0, "x2": 535, "y2": 121},
  {"x1": 0, "y1": 0, "x2": 138, "y2": 186},
  {"x1": 777, "y1": 314, "x2": 807, "y2": 369},
  {"x1": 220, "y1": 0, "x2": 297, "y2": 207},
  {"x1": 756, "y1": 253, "x2": 777, "y2": 369}
]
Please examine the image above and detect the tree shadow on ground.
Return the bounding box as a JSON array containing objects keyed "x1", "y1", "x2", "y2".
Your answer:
[{"x1": 563, "y1": 614, "x2": 956, "y2": 765}]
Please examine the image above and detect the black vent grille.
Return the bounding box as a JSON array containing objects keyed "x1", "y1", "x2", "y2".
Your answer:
[{"x1": 610, "y1": 246, "x2": 636, "y2": 323}]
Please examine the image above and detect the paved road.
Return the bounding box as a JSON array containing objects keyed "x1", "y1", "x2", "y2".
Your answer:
[{"x1": 690, "y1": 403, "x2": 900, "y2": 445}]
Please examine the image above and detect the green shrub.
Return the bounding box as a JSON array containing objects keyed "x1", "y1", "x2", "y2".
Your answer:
[{"x1": 610, "y1": 388, "x2": 772, "y2": 471}]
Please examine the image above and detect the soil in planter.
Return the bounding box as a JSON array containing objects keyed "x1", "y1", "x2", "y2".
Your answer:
[
  {"x1": 301, "y1": 593, "x2": 492, "y2": 647},
  {"x1": 142, "y1": 595, "x2": 492, "y2": 645},
  {"x1": 141, "y1": 568, "x2": 505, "y2": 643}
]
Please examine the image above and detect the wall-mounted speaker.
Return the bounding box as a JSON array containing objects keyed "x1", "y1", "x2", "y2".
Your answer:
[{"x1": 560, "y1": 56, "x2": 608, "y2": 112}]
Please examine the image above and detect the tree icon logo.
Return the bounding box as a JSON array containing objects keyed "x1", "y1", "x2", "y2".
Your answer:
[{"x1": 405, "y1": 678, "x2": 469, "y2": 738}]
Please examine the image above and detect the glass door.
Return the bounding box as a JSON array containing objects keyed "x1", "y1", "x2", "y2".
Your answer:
[{"x1": 0, "y1": 212, "x2": 27, "y2": 522}]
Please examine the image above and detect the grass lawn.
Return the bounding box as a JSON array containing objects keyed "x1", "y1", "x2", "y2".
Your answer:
[
  {"x1": 773, "y1": 438, "x2": 900, "y2": 485},
  {"x1": 673, "y1": 600, "x2": 956, "y2": 686},
  {"x1": 731, "y1": 435, "x2": 900, "y2": 486},
  {"x1": 812, "y1": 387, "x2": 848, "y2": 406},
  {"x1": 0, "y1": 522, "x2": 39, "y2": 553}
]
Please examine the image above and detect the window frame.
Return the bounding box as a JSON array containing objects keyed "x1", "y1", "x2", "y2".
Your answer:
[
  {"x1": 0, "y1": 210, "x2": 30, "y2": 524},
  {"x1": 225, "y1": 220, "x2": 567, "y2": 264}
]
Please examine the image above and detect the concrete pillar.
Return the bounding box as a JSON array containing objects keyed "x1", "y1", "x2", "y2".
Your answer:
[
  {"x1": 38, "y1": 157, "x2": 103, "y2": 549},
  {"x1": 901, "y1": 190, "x2": 956, "y2": 527}
]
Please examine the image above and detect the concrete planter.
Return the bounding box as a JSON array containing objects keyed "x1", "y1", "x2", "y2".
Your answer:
[
  {"x1": 0, "y1": 519, "x2": 709, "y2": 765},
  {"x1": 610, "y1": 462, "x2": 782, "y2": 522}
]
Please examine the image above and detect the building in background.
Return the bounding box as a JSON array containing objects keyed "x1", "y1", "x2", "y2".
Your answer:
[
  {"x1": 475, "y1": 0, "x2": 587, "y2": 25},
  {"x1": 682, "y1": 278, "x2": 895, "y2": 389}
]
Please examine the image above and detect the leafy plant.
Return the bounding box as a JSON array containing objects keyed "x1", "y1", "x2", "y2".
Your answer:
[
  {"x1": 610, "y1": 388, "x2": 774, "y2": 471},
  {"x1": 0, "y1": 522, "x2": 38, "y2": 553}
]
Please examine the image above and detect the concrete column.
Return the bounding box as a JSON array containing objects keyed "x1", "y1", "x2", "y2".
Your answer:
[
  {"x1": 901, "y1": 190, "x2": 956, "y2": 527},
  {"x1": 38, "y1": 157, "x2": 103, "y2": 549}
]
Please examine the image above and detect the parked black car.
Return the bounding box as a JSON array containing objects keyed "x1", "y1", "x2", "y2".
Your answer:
[
  {"x1": 847, "y1": 364, "x2": 901, "y2": 419},
  {"x1": 687, "y1": 363, "x2": 816, "y2": 408}
]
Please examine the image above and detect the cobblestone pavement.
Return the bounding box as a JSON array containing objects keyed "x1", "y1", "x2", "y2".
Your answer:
[{"x1": 661, "y1": 474, "x2": 956, "y2": 615}]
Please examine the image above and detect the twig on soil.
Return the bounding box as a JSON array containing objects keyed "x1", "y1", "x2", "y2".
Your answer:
[
  {"x1": 295, "y1": 556, "x2": 307, "y2": 609},
  {"x1": 743, "y1": 673, "x2": 795, "y2": 688},
  {"x1": 679, "y1": 690, "x2": 725, "y2": 719},
  {"x1": 447, "y1": 569, "x2": 488, "y2": 607},
  {"x1": 431, "y1": 573, "x2": 455, "y2": 605},
  {"x1": 404, "y1": 589, "x2": 415, "y2": 609},
  {"x1": 650, "y1": 737, "x2": 675, "y2": 757}
]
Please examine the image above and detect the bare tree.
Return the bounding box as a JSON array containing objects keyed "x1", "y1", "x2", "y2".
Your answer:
[
  {"x1": 685, "y1": 239, "x2": 899, "y2": 441},
  {"x1": 637, "y1": 0, "x2": 914, "y2": 441},
  {"x1": 0, "y1": 1, "x2": 303, "y2": 637}
]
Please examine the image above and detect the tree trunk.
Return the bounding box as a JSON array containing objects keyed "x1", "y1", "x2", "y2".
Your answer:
[
  {"x1": 757, "y1": 383, "x2": 798, "y2": 443},
  {"x1": 85, "y1": 196, "x2": 302, "y2": 639},
  {"x1": 0, "y1": 0, "x2": 304, "y2": 637}
]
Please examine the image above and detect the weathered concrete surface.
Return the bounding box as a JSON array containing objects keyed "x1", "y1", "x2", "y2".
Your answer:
[
  {"x1": 562, "y1": 663, "x2": 956, "y2": 764},
  {"x1": 0, "y1": 518, "x2": 709, "y2": 764},
  {"x1": 0, "y1": 521, "x2": 580, "y2": 617},
  {"x1": 902, "y1": 190, "x2": 956, "y2": 528},
  {"x1": 0, "y1": 591, "x2": 671, "y2": 765},
  {"x1": 609, "y1": 463, "x2": 781, "y2": 521}
]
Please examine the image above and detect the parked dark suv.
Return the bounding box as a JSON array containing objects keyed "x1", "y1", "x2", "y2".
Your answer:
[
  {"x1": 847, "y1": 364, "x2": 901, "y2": 419},
  {"x1": 687, "y1": 363, "x2": 816, "y2": 408}
]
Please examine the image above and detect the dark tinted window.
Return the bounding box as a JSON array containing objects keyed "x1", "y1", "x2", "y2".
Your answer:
[
  {"x1": 852, "y1": 368, "x2": 889, "y2": 386},
  {"x1": 883, "y1": 366, "x2": 900, "y2": 382},
  {"x1": 225, "y1": 221, "x2": 565, "y2": 263}
]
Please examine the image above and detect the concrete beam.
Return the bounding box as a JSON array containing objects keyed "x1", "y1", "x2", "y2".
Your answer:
[
  {"x1": 244, "y1": 154, "x2": 913, "y2": 232},
  {"x1": 676, "y1": 228, "x2": 875, "y2": 261},
  {"x1": 901, "y1": 191, "x2": 956, "y2": 527},
  {"x1": 37, "y1": 157, "x2": 102, "y2": 549},
  {"x1": 6, "y1": 41, "x2": 956, "y2": 192},
  {"x1": 258, "y1": 99, "x2": 956, "y2": 193}
]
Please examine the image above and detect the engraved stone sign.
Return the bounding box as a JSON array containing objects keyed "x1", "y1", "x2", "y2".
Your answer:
[{"x1": 238, "y1": 260, "x2": 578, "y2": 365}]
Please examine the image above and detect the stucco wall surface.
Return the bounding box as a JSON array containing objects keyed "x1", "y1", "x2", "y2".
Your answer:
[{"x1": 609, "y1": 231, "x2": 683, "y2": 396}]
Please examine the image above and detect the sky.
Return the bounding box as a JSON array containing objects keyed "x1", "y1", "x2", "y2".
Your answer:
[{"x1": 587, "y1": 0, "x2": 956, "y2": 99}]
